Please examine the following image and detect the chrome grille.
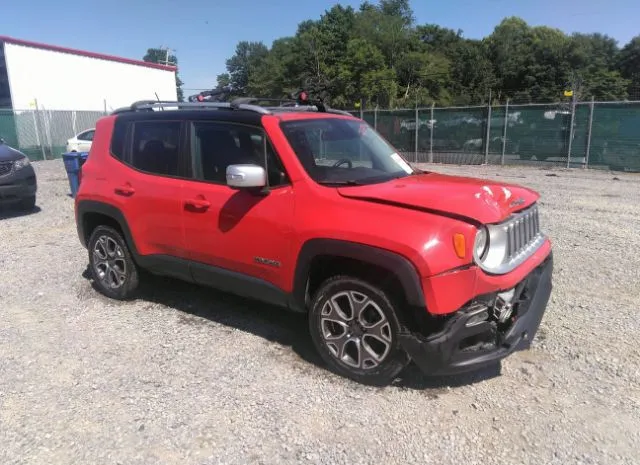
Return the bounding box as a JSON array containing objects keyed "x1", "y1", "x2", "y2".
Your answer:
[
  {"x1": 0, "y1": 161, "x2": 13, "y2": 176},
  {"x1": 505, "y1": 204, "x2": 541, "y2": 262}
]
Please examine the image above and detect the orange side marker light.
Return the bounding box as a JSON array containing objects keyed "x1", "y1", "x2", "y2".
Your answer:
[{"x1": 453, "y1": 233, "x2": 466, "y2": 259}]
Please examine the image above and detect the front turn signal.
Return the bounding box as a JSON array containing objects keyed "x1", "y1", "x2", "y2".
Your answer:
[{"x1": 453, "y1": 233, "x2": 466, "y2": 259}]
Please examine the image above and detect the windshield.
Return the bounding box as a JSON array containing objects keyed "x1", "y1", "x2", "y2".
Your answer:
[{"x1": 280, "y1": 118, "x2": 415, "y2": 186}]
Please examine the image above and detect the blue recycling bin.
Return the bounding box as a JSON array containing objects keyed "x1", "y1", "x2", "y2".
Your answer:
[{"x1": 62, "y1": 152, "x2": 89, "y2": 197}]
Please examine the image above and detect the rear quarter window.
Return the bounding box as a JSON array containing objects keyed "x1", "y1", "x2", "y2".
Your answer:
[{"x1": 110, "y1": 119, "x2": 128, "y2": 161}]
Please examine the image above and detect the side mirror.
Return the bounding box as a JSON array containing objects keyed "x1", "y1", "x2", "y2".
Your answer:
[{"x1": 226, "y1": 164, "x2": 267, "y2": 189}]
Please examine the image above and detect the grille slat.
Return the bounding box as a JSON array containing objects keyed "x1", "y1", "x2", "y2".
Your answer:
[
  {"x1": 505, "y1": 204, "x2": 541, "y2": 263},
  {"x1": 0, "y1": 161, "x2": 12, "y2": 176},
  {"x1": 507, "y1": 224, "x2": 514, "y2": 257}
]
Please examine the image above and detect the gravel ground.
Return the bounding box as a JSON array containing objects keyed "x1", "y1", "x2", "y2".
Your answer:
[{"x1": 1, "y1": 160, "x2": 639, "y2": 465}]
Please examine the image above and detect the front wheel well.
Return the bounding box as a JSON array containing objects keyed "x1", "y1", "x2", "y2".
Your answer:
[{"x1": 305, "y1": 255, "x2": 426, "y2": 332}]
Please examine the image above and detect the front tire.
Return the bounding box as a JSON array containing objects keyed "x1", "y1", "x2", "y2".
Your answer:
[
  {"x1": 87, "y1": 225, "x2": 139, "y2": 300},
  {"x1": 308, "y1": 276, "x2": 410, "y2": 386}
]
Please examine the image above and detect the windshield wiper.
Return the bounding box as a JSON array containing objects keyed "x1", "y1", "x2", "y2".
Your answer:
[{"x1": 317, "y1": 180, "x2": 362, "y2": 186}]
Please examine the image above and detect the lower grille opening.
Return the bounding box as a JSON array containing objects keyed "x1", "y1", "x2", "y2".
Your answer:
[{"x1": 458, "y1": 328, "x2": 497, "y2": 352}]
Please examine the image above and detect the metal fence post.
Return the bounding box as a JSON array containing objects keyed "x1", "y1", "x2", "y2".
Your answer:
[
  {"x1": 501, "y1": 99, "x2": 509, "y2": 165},
  {"x1": 584, "y1": 97, "x2": 595, "y2": 168},
  {"x1": 567, "y1": 93, "x2": 577, "y2": 168},
  {"x1": 414, "y1": 102, "x2": 419, "y2": 163},
  {"x1": 374, "y1": 105, "x2": 378, "y2": 130},
  {"x1": 34, "y1": 99, "x2": 47, "y2": 161},
  {"x1": 484, "y1": 90, "x2": 492, "y2": 164},
  {"x1": 429, "y1": 102, "x2": 434, "y2": 163}
]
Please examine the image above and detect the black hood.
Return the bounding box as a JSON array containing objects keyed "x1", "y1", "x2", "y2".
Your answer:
[{"x1": 0, "y1": 142, "x2": 27, "y2": 161}]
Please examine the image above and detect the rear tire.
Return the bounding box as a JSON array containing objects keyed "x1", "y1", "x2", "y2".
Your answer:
[
  {"x1": 87, "y1": 225, "x2": 139, "y2": 300},
  {"x1": 308, "y1": 275, "x2": 410, "y2": 386}
]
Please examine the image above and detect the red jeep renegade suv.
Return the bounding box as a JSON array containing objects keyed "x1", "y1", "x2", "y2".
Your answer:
[{"x1": 74, "y1": 98, "x2": 553, "y2": 386}]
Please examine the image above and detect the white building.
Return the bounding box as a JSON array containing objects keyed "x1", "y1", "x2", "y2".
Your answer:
[
  {"x1": 0, "y1": 36, "x2": 179, "y2": 158},
  {"x1": 0, "y1": 35, "x2": 178, "y2": 111}
]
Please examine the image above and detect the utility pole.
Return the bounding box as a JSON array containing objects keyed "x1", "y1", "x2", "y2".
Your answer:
[{"x1": 159, "y1": 46, "x2": 175, "y2": 66}]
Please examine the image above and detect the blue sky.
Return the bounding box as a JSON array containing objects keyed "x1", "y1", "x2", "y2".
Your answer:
[{"x1": 2, "y1": 0, "x2": 639, "y2": 93}]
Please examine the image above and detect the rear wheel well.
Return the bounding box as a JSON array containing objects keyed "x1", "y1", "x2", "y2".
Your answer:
[
  {"x1": 82, "y1": 212, "x2": 124, "y2": 246},
  {"x1": 305, "y1": 255, "x2": 426, "y2": 332}
]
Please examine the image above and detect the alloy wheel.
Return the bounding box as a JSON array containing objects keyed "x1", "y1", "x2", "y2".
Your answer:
[
  {"x1": 320, "y1": 290, "x2": 393, "y2": 370},
  {"x1": 92, "y1": 235, "x2": 127, "y2": 289}
]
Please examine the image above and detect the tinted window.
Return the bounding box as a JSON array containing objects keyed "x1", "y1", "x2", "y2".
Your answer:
[
  {"x1": 190, "y1": 121, "x2": 288, "y2": 186},
  {"x1": 131, "y1": 121, "x2": 181, "y2": 176},
  {"x1": 110, "y1": 120, "x2": 128, "y2": 160},
  {"x1": 280, "y1": 118, "x2": 414, "y2": 186}
]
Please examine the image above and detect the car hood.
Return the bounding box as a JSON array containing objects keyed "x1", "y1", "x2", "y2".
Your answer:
[
  {"x1": 336, "y1": 172, "x2": 540, "y2": 224},
  {"x1": 0, "y1": 143, "x2": 27, "y2": 161}
]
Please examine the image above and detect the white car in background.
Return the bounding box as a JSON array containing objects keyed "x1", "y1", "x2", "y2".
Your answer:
[{"x1": 66, "y1": 128, "x2": 95, "y2": 153}]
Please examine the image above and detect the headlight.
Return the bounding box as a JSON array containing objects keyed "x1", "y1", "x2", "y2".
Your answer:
[
  {"x1": 14, "y1": 156, "x2": 30, "y2": 170},
  {"x1": 473, "y1": 227, "x2": 489, "y2": 260}
]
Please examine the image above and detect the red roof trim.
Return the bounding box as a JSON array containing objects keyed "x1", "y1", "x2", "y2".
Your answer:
[{"x1": 0, "y1": 36, "x2": 177, "y2": 72}]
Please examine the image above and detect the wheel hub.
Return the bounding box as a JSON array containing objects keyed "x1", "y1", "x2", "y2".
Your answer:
[{"x1": 348, "y1": 321, "x2": 364, "y2": 338}]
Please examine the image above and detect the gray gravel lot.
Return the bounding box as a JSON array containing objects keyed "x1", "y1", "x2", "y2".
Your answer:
[{"x1": 1, "y1": 160, "x2": 639, "y2": 465}]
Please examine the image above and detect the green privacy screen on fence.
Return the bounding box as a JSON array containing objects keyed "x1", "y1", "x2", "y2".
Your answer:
[
  {"x1": 1, "y1": 102, "x2": 639, "y2": 170},
  {"x1": 356, "y1": 101, "x2": 640, "y2": 171}
]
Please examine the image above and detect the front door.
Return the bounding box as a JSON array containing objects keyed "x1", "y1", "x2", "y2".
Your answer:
[{"x1": 181, "y1": 120, "x2": 295, "y2": 303}]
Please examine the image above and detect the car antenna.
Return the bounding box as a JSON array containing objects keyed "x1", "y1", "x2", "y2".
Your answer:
[{"x1": 154, "y1": 92, "x2": 164, "y2": 111}]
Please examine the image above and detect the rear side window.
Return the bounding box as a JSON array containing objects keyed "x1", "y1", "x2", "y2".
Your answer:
[
  {"x1": 110, "y1": 119, "x2": 128, "y2": 160},
  {"x1": 130, "y1": 121, "x2": 181, "y2": 177}
]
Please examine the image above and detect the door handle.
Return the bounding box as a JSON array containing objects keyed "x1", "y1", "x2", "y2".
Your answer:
[
  {"x1": 184, "y1": 198, "x2": 211, "y2": 210},
  {"x1": 114, "y1": 184, "x2": 135, "y2": 196}
]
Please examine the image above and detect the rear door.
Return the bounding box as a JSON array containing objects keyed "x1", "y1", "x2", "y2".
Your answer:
[{"x1": 114, "y1": 118, "x2": 190, "y2": 273}]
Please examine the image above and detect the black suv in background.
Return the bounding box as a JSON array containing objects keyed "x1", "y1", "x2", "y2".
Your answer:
[{"x1": 0, "y1": 139, "x2": 37, "y2": 211}]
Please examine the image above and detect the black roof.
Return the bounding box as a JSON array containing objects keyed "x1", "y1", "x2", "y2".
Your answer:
[{"x1": 112, "y1": 108, "x2": 265, "y2": 126}]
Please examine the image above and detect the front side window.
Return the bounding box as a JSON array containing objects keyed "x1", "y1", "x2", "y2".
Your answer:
[
  {"x1": 190, "y1": 121, "x2": 288, "y2": 187},
  {"x1": 130, "y1": 121, "x2": 181, "y2": 177},
  {"x1": 280, "y1": 118, "x2": 415, "y2": 186}
]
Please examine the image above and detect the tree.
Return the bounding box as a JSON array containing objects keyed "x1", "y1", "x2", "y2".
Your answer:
[
  {"x1": 217, "y1": 2, "x2": 634, "y2": 107},
  {"x1": 215, "y1": 73, "x2": 231, "y2": 89},
  {"x1": 355, "y1": 0, "x2": 415, "y2": 70},
  {"x1": 225, "y1": 41, "x2": 269, "y2": 95},
  {"x1": 143, "y1": 48, "x2": 184, "y2": 101},
  {"x1": 618, "y1": 36, "x2": 640, "y2": 99}
]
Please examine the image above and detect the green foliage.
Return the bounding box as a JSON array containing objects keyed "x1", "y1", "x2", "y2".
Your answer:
[
  {"x1": 618, "y1": 36, "x2": 640, "y2": 98},
  {"x1": 143, "y1": 48, "x2": 184, "y2": 101},
  {"x1": 217, "y1": 1, "x2": 636, "y2": 108}
]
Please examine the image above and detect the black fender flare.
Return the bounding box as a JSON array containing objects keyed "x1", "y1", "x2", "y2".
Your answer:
[
  {"x1": 291, "y1": 238, "x2": 426, "y2": 310},
  {"x1": 76, "y1": 200, "x2": 138, "y2": 256}
]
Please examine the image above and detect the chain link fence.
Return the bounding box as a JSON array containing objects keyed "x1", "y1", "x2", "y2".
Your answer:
[
  {"x1": 354, "y1": 100, "x2": 640, "y2": 172},
  {"x1": 0, "y1": 109, "x2": 105, "y2": 160},
  {"x1": 1, "y1": 101, "x2": 639, "y2": 171}
]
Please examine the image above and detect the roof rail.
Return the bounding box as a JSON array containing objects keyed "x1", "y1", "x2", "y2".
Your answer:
[{"x1": 110, "y1": 98, "x2": 356, "y2": 118}]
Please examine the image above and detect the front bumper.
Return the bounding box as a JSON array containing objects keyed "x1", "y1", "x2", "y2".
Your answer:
[
  {"x1": 0, "y1": 165, "x2": 37, "y2": 204},
  {"x1": 398, "y1": 252, "x2": 553, "y2": 376}
]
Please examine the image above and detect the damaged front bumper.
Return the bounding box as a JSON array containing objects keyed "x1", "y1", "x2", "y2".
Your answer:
[{"x1": 398, "y1": 252, "x2": 553, "y2": 376}]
